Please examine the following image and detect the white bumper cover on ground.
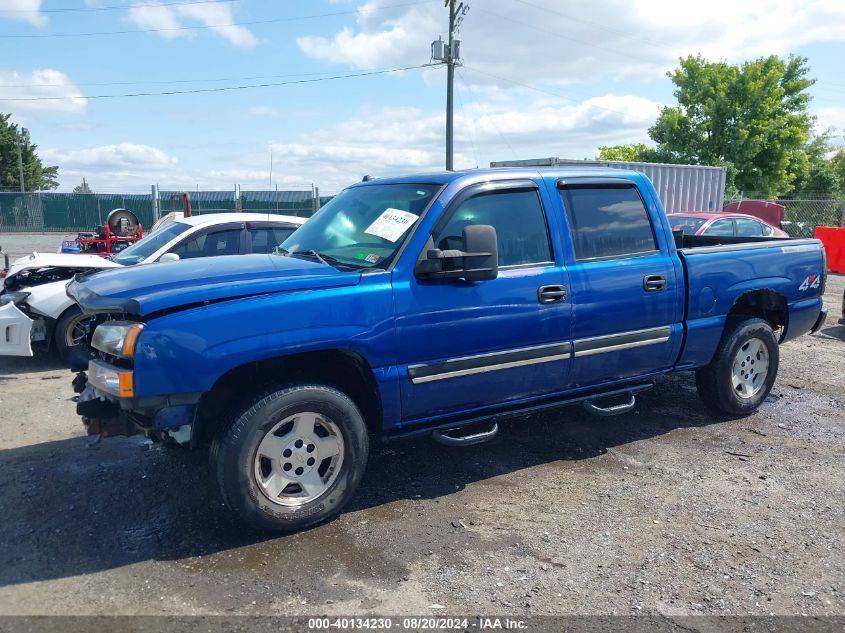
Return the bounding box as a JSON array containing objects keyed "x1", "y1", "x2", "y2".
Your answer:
[{"x1": 0, "y1": 302, "x2": 34, "y2": 356}]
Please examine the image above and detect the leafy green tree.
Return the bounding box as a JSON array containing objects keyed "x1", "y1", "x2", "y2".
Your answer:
[
  {"x1": 0, "y1": 113, "x2": 60, "y2": 191},
  {"x1": 645, "y1": 55, "x2": 815, "y2": 197},
  {"x1": 73, "y1": 178, "x2": 93, "y2": 194},
  {"x1": 830, "y1": 147, "x2": 845, "y2": 197},
  {"x1": 786, "y1": 132, "x2": 841, "y2": 198},
  {"x1": 596, "y1": 143, "x2": 659, "y2": 162}
]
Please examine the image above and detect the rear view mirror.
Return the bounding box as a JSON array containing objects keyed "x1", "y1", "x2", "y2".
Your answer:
[
  {"x1": 159, "y1": 253, "x2": 180, "y2": 263},
  {"x1": 414, "y1": 224, "x2": 498, "y2": 282}
]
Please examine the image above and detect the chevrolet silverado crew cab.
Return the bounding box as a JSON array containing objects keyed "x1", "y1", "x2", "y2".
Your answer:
[{"x1": 67, "y1": 168, "x2": 828, "y2": 531}]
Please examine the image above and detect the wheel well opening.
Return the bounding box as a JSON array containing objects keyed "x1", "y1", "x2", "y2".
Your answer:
[
  {"x1": 727, "y1": 289, "x2": 788, "y2": 335},
  {"x1": 196, "y1": 350, "x2": 382, "y2": 444}
]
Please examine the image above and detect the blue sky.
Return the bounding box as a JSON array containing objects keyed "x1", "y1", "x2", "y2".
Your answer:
[{"x1": 1, "y1": 0, "x2": 844, "y2": 193}]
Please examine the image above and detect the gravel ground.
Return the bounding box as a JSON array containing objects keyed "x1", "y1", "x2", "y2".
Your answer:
[
  {"x1": 0, "y1": 229, "x2": 842, "y2": 617},
  {"x1": 0, "y1": 232, "x2": 75, "y2": 263}
]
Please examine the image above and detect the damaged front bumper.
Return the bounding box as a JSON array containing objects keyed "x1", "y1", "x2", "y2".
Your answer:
[
  {"x1": 0, "y1": 294, "x2": 50, "y2": 357},
  {"x1": 73, "y1": 362, "x2": 200, "y2": 445},
  {"x1": 0, "y1": 302, "x2": 34, "y2": 356}
]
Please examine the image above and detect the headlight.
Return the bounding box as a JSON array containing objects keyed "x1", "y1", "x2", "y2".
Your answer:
[
  {"x1": 92, "y1": 321, "x2": 144, "y2": 358},
  {"x1": 0, "y1": 291, "x2": 30, "y2": 306}
]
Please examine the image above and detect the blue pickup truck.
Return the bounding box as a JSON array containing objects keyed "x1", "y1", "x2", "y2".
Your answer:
[{"x1": 68, "y1": 168, "x2": 827, "y2": 531}]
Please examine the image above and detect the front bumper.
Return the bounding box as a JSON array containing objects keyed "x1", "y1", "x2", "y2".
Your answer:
[
  {"x1": 0, "y1": 302, "x2": 34, "y2": 356},
  {"x1": 74, "y1": 364, "x2": 199, "y2": 442}
]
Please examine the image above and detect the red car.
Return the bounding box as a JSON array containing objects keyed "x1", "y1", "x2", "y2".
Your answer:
[{"x1": 668, "y1": 212, "x2": 790, "y2": 238}]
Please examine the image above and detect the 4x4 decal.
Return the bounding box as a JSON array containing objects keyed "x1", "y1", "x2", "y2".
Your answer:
[{"x1": 799, "y1": 274, "x2": 821, "y2": 291}]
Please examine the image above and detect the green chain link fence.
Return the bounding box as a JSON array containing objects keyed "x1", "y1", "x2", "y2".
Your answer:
[
  {"x1": 1, "y1": 189, "x2": 839, "y2": 235},
  {"x1": 725, "y1": 194, "x2": 845, "y2": 237},
  {"x1": 0, "y1": 190, "x2": 325, "y2": 233}
]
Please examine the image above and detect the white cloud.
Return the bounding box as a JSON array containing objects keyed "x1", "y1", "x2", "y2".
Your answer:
[
  {"x1": 247, "y1": 105, "x2": 281, "y2": 117},
  {"x1": 265, "y1": 94, "x2": 662, "y2": 192},
  {"x1": 42, "y1": 93, "x2": 659, "y2": 192},
  {"x1": 42, "y1": 143, "x2": 179, "y2": 189},
  {"x1": 297, "y1": 0, "x2": 845, "y2": 85},
  {"x1": 126, "y1": 1, "x2": 256, "y2": 47},
  {"x1": 815, "y1": 106, "x2": 845, "y2": 135},
  {"x1": 0, "y1": 69, "x2": 86, "y2": 113},
  {"x1": 0, "y1": 0, "x2": 46, "y2": 27},
  {"x1": 126, "y1": 4, "x2": 183, "y2": 36}
]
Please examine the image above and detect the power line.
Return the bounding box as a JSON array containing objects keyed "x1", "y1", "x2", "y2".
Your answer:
[
  {"x1": 0, "y1": 0, "x2": 436, "y2": 38},
  {"x1": 461, "y1": 65, "x2": 641, "y2": 119},
  {"x1": 456, "y1": 67, "x2": 519, "y2": 161},
  {"x1": 0, "y1": 64, "x2": 437, "y2": 101},
  {"x1": 509, "y1": 0, "x2": 677, "y2": 53},
  {"x1": 472, "y1": 6, "x2": 661, "y2": 69},
  {"x1": 0, "y1": 0, "x2": 238, "y2": 13},
  {"x1": 453, "y1": 70, "x2": 479, "y2": 168},
  {"x1": 0, "y1": 68, "x2": 367, "y2": 89}
]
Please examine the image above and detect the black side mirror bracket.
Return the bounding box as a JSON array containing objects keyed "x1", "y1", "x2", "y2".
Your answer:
[{"x1": 414, "y1": 224, "x2": 499, "y2": 282}]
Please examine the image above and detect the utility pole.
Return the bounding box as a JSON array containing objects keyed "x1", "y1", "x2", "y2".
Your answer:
[
  {"x1": 445, "y1": 0, "x2": 457, "y2": 171},
  {"x1": 433, "y1": 1, "x2": 467, "y2": 171},
  {"x1": 16, "y1": 128, "x2": 27, "y2": 193}
]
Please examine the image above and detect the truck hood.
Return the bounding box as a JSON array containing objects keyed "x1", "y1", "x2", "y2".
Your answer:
[
  {"x1": 8, "y1": 252, "x2": 121, "y2": 278},
  {"x1": 67, "y1": 254, "x2": 361, "y2": 316}
]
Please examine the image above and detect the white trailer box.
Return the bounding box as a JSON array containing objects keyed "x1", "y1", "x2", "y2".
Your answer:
[{"x1": 490, "y1": 157, "x2": 726, "y2": 214}]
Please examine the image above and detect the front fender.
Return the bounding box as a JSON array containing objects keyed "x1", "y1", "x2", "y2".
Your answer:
[
  {"x1": 132, "y1": 273, "x2": 395, "y2": 397},
  {"x1": 21, "y1": 280, "x2": 76, "y2": 320}
]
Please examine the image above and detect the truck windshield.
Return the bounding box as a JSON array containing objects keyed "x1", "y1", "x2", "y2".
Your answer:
[
  {"x1": 279, "y1": 183, "x2": 440, "y2": 269},
  {"x1": 112, "y1": 222, "x2": 191, "y2": 266}
]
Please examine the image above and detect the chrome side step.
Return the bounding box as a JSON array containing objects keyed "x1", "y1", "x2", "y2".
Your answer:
[
  {"x1": 432, "y1": 423, "x2": 498, "y2": 447},
  {"x1": 582, "y1": 392, "x2": 636, "y2": 417},
  {"x1": 390, "y1": 381, "x2": 655, "y2": 443}
]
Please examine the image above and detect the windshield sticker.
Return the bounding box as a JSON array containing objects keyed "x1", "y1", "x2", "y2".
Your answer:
[
  {"x1": 364, "y1": 253, "x2": 380, "y2": 264},
  {"x1": 364, "y1": 208, "x2": 419, "y2": 243}
]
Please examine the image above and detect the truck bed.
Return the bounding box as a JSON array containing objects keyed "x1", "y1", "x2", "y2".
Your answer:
[
  {"x1": 674, "y1": 235, "x2": 825, "y2": 369},
  {"x1": 675, "y1": 232, "x2": 796, "y2": 250}
]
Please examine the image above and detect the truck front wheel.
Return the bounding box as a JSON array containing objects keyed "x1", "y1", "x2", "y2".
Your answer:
[
  {"x1": 212, "y1": 384, "x2": 369, "y2": 531},
  {"x1": 695, "y1": 318, "x2": 779, "y2": 416}
]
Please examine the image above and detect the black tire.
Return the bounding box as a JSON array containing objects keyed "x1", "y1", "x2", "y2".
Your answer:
[
  {"x1": 695, "y1": 318, "x2": 779, "y2": 416},
  {"x1": 212, "y1": 384, "x2": 369, "y2": 532},
  {"x1": 53, "y1": 305, "x2": 91, "y2": 357}
]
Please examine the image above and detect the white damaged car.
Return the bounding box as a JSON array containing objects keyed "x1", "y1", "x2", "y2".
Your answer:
[{"x1": 0, "y1": 213, "x2": 306, "y2": 358}]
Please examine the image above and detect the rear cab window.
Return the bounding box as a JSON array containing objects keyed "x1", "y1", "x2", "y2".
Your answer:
[{"x1": 557, "y1": 182, "x2": 657, "y2": 260}]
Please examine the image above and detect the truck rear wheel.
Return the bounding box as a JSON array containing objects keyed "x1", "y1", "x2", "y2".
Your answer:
[
  {"x1": 695, "y1": 318, "x2": 779, "y2": 416},
  {"x1": 212, "y1": 384, "x2": 369, "y2": 532}
]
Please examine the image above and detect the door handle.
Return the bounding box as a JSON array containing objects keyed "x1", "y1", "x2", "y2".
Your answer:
[
  {"x1": 643, "y1": 274, "x2": 667, "y2": 292},
  {"x1": 538, "y1": 285, "x2": 566, "y2": 304}
]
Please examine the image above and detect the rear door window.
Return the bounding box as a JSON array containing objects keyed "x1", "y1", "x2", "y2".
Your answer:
[
  {"x1": 558, "y1": 184, "x2": 657, "y2": 260},
  {"x1": 170, "y1": 227, "x2": 243, "y2": 259},
  {"x1": 703, "y1": 218, "x2": 736, "y2": 236},
  {"x1": 250, "y1": 225, "x2": 297, "y2": 254},
  {"x1": 735, "y1": 218, "x2": 764, "y2": 237}
]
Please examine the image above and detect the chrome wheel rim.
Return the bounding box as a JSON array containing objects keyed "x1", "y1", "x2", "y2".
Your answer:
[
  {"x1": 65, "y1": 314, "x2": 92, "y2": 347},
  {"x1": 253, "y1": 412, "x2": 344, "y2": 507},
  {"x1": 731, "y1": 337, "x2": 770, "y2": 399}
]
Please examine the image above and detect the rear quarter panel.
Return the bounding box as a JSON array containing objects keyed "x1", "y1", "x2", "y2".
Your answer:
[{"x1": 677, "y1": 240, "x2": 824, "y2": 367}]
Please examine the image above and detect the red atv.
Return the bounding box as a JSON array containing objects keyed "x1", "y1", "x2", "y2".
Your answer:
[{"x1": 61, "y1": 208, "x2": 144, "y2": 256}]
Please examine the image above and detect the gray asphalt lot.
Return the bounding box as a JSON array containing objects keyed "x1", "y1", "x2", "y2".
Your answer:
[{"x1": 0, "y1": 231, "x2": 842, "y2": 617}]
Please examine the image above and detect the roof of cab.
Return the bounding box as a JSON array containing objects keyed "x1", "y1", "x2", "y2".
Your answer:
[
  {"x1": 352, "y1": 166, "x2": 647, "y2": 187},
  {"x1": 174, "y1": 212, "x2": 307, "y2": 227}
]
